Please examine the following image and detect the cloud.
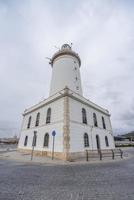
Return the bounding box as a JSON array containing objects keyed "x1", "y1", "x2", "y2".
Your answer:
[{"x1": 0, "y1": 0, "x2": 134, "y2": 137}]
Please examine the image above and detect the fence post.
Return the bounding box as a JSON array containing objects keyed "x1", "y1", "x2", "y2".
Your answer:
[
  {"x1": 119, "y1": 149, "x2": 123, "y2": 159},
  {"x1": 99, "y1": 150, "x2": 102, "y2": 160},
  {"x1": 86, "y1": 150, "x2": 88, "y2": 161},
  {"x1": 111, "y1": 149, "x2": 114, "y2": 160}
]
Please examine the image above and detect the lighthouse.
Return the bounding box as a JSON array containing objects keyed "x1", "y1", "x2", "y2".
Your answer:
[
  {"x1": 18, "y1": 44, "x2": 115, "y2": 161},
  {"x1": 49, "y1": 44, "x2": 82, "y2": 96}
]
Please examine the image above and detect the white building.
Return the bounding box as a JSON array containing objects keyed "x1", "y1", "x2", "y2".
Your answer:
[{"x1": 18, "y1": 44, "x2": 115, "y2": 161}]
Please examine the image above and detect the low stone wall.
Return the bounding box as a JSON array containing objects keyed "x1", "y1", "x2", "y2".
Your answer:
[
  {"x1": 17, "y1": 148, "x2": 68, "y2": 161},
  {"x1": 69, "y1": 152, "x2": 85, "y2": 160},
  {"x1": 18, "y1": 148, "x2": 88, "y2": 161}
]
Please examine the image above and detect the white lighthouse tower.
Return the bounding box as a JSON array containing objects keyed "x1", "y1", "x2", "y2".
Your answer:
[
  {"x1": 49, "y1": 44, "x2": 82, "y2": 96},
  {"x1": 18, "y1": 44, "x2": 115, "y2": 161}
]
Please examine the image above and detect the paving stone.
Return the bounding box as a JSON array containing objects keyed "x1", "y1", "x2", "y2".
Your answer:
[{"x1": 0, "y1": 148, "x2": 134, "y2": 200}]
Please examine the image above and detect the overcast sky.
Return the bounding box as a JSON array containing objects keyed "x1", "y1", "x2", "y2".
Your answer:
[{"x1": 0, "y1": 0, "x2": 134, "y2": 137}]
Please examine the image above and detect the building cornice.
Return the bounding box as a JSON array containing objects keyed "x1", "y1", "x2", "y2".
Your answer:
[
  {"x1": 68, "y1": 93, "x2": 110, "y2": 116},
  {"x1": 51, "y1": 49, "x2": 81, "y2": 67},
  {"x1": 23, "y1": 88, "x2": 110, "y2": 117},
  {"x1": 23, "y1": 92, "x2": 65, "y2": 116}
]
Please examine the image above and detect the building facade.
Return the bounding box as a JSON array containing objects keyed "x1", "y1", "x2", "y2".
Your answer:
[{"x1": 18, "y1": 44, "x2": 115, "y2": 160}]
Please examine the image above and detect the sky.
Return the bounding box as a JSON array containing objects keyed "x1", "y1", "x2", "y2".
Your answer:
[{"x1": 0, "y1": 0, "x2": 134, "y2": 138}]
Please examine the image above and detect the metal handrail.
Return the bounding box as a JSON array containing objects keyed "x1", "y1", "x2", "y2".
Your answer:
[{"x1": 85, "y1": 149, "x2": 123, "y2": 161}]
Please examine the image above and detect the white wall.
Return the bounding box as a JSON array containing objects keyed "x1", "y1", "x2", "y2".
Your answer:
[
  {"x1": 18, "y1": 98, "x2": 64, "y2": 152},
  {"x1": 69, "y1": 123, "x2": 115, "y2": 152},
  {"x1": 69, "y1": 97, "x2": 115, "y2": 152},
  {"x1": 69, "y1": 98, "x2": 112, "y2": 130},
  {"x1": 18, "y1": 94, "x2": 115, "y2": 155},
  {"x1": 22, "y1": 98, "x2": 64, "y2": 130},
  {"x1": 19, "y1": 123, "x2": 64, "y2": 152}
]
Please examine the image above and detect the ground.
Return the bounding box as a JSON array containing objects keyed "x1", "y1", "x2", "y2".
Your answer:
[{"x1": 0, "y1": 148, "x2": 134, "y2": 200}]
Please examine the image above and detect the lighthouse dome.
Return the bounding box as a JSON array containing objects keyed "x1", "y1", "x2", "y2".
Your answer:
[
  {"x1": 61, "y1": 44, "x2": 71, "y2": 50},
  {"x1": 51, "y1": 44, "x2": 81, "y2": 66}
]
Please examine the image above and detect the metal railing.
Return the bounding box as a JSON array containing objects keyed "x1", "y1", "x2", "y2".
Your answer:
[{"x1": 85, "y1": 149, "x2": 123, "y2": 161}]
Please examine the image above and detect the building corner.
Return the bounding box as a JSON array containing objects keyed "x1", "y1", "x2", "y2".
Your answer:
[{"x1": 63, "y1": 87, "x2": 71, "y2": 161}]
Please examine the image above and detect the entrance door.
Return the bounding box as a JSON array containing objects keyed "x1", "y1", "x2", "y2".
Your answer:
[{"x1": 96, "y1": 135, "x2": 100, "y2": 150}]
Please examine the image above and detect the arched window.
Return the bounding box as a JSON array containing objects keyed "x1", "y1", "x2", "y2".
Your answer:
[
  {"x1": 105, "y1": 136, "x2": 109, "y2": 147},
  {"x1": 35, "y1": 112, "x2": 40, "y2": 126},
  {"x1": 24, "y1": 136, "x2": 28, "y2": 146},
  {"x1": 84, "y1": 133, "x2": 89, "y2": 147},
  {"x1": 27, "y1": 116, "x2": 32, "y2": 129},
  {"x1": 46, "y1": 108, "x2": 51, "y2": 124},
  {"x1": 93, "y1": 113, "x2": 98, "y2": 127},
  {"x1": 82, "y1": 108, "x2": 87, "y2": 124},
  {"x1": 102, "y1": 116, "x2": 106, "y2": 129},
  {"x1": 32, "y1": 132, "x2": 37, "y2": 146},
  {"x1": 43, "y1": 133, "x2": 49, "y2": 147},
  {"x1": 96, "y1": 135, "x2": 100, "y2": 149}
]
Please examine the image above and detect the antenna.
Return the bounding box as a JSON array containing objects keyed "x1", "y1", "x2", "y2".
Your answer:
[
  {"x1": 45, "y1": 57, "x2": 52, "y2": 65},
  {"x1": 70, "y1": 43, "x2": 73, "y2": 48},
  {"x1": 54, "y1": 46, "x2": 60, "y2": 50}
]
